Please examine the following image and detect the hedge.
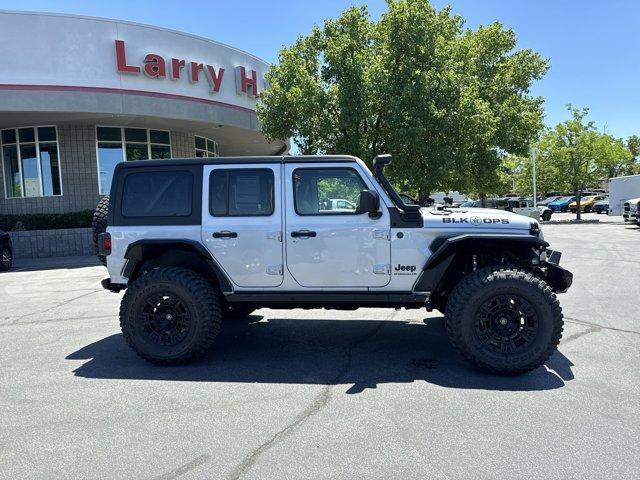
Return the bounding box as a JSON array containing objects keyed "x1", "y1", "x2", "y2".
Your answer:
[{"x1": 0, "y1": 211, "x2": 94, "y2": 231}]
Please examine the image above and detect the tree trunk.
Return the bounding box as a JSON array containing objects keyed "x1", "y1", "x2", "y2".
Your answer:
[
  {"x1": 574, "y1": 187, "x2": 582, "y2": 221},
  {"x1": 479, "y1": 192, "x2": 486, "y2": 208}
]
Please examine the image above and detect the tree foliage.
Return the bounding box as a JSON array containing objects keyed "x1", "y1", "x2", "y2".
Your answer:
[
  {"x1": 257, "y1": 0, "x2": 548, "y2": 199},
  {"x1": 509, "y1": 105, "x2": 635, "y2": 198}
]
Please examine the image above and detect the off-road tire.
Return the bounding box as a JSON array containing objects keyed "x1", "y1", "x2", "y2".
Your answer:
[
  {"x1": 0, "y1": 247, "x2": 12, "y2": 271},
  {"x1": 584, "y1": 206, "x2": 592, "y2": 213},
  {"x1": 445, "y1": 266, "x2": 563, "y2": 375},
  {"x1": 92, "y1": 195, "x2": 109, "y2": 266},
  {"x1": 221, "y1": 304, "x2": 256, "y2": 320},
  {"x1": 541, "y1": 210, "x2": 552, "y2": 221},
  {"x1": 119, "y1": 267, "x2": 221, "y2": 365}
]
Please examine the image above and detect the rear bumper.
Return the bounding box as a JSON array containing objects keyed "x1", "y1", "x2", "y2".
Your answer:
[{"x1": 101, "y1": 277, "x2": 126, "y2": 293}]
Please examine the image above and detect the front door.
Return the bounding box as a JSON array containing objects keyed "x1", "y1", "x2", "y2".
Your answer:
[
  {"x1": 284, "y1": 163, "x2": 391, "y2": 288},
  {"x1": 201, "y1": 164, "x2": 283, "y2": 288}
]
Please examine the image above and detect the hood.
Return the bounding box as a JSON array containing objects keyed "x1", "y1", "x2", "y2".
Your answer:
[{"x1": 422, "y1": 207, "x2": 536, "y2": 232}]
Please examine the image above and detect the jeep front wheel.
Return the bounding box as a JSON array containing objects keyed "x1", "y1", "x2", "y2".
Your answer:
[
  {"x1": 119, "y1": 267, "x2": 221, "y2": 365},
  {"x1": 445, "y1": 266, "x2": 563, "y2": 375}
]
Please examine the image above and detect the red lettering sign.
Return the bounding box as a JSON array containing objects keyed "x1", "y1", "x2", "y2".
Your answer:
[
  {"x1": 144, "y1": 54, "x2": 166, "y2": 78},
  {"x1": 115, "y1": 40, "x2": 140, "y2": 74}
]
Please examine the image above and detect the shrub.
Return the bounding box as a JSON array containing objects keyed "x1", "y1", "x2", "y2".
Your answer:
[{"x1": 0, "y1": 211, "x2": 94, "y2": 231}]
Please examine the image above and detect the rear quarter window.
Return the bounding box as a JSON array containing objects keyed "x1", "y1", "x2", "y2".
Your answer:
[{"x1": 122, "y1": 171, "x2": 193, "y2": 217}]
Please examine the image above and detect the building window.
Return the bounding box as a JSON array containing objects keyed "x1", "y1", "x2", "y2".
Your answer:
[
  {"x1": 195, "y1": 135, "x2": 219, "y2": 157},
  {"x1": 1, "y1": 126, "x2": 62, "y2": 198},
  {"x1": 96, "y1": 127, "x2": 172, "y2": 194}
]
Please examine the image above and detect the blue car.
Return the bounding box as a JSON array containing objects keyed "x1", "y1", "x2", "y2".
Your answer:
[{"x1": 547, "y1": 196, "x2": 576, "y2": 212}]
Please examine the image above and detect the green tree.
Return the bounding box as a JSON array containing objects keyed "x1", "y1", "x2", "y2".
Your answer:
[
  {"x1": 535, "y1": 105, "x2": 633, "y2": 219},
  {"x1": 257, "y1": 0, "x2": 548, "y2": 201}
]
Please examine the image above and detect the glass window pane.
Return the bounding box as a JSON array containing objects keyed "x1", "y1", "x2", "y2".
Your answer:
[
  {"x1": 206, "y1": 139, "x2": 215, "y2": 152},
  {"x1": 294, "y1": 168, "x2": 365, "y2": 215},
  {"x1": 209, "y1": 169, "x2": 274, "y2": 216},
  {"x1": 195, "y1": 136, "x2": 206, "y2": 150},
  {"x1": 209, "y1": 170, "x2": 228, "y2": 216},
  {"x1": 150, "y1": 130, "x2": 170, "y2": 145},
  {"x1": 126, "y1": 143, "x2": 149, "y2": 161},
  {"x1": 151, "y1": 145, "x2": 171, "y2": 159},
  {"x1": 2, "y1": 129, "x2": 16, "y2": 145},
  {"x1": 39, "y1": 143, "x2": 62, "y2": 196},
  {"x1": 97, "y1": 127, "x2": 121, "y2": 142},
  {"x1": 97, "y1": 143, "x2": 124, "y2": 194},
  {"x1": 20, "y1": 144, "x2": 41, "y2": 197},
  {"x1": 195, "y1": 149, "x2": 207, "y2": 158},
  {"x1": 37, "y1": 127, "x2": 57, "y2": 142},
  {"x1": 2, "y1": 145, "x2": 21, "y2": 197},
  {"x1": 122, "y1": 171, "x2": 192, "y2": 217},
  {"x1": 18, "y1": 127, "x2": 35, "y2": 143},
  {"x1": 124, "y1": 128, "x2": 147, "y2": 143}
]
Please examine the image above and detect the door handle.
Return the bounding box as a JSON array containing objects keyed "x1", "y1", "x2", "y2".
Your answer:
[
  {"x1": 212, "y1": 230, "x2": 238, "y2": 239},
  {"x1": 291, "y1": 230, "x2": 316, "y2": 238}
]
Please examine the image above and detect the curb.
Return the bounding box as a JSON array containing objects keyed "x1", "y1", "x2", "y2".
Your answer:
[{"x1": 541, "y1": 220, "x2": 600, "y2": 225}]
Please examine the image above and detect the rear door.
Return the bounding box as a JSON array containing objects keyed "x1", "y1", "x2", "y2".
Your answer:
[
  {"x1": 284, "y1": 162, "x2": 391, "y2": 288},
  {"x1": 201, "y1": 164, "x2": 283, "y2": 288}
]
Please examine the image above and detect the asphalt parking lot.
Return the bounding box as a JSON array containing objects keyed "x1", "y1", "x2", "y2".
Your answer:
[{"x1": 1, "y1": 219, "x2": 639, "y2": 480}]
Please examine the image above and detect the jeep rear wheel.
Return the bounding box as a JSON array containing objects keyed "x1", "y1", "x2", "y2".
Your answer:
[
  {"x1": 541, "y1": 210, "x2": 551, "y2": 221},
  {"x1": 92, "y1": 195, "x2": 109, "y2": 266},
  {"x1": 445, "y1": 266, "x2": 563, "y2": 375},
  {"x1": 119, "y1": 267, "x2": 221, "y2": 365}
]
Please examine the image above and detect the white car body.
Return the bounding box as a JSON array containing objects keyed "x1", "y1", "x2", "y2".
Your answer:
[
  {"x1": 609, "y1": 175, "x2": 640, "y2": 216},
  {"x1": 107, "y1": 158, "x2": 538, "y2": 292}
]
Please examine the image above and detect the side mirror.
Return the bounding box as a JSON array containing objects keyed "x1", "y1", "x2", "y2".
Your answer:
[{"x1": 356, "y1": 189, "x2": 380, "y2": 216}]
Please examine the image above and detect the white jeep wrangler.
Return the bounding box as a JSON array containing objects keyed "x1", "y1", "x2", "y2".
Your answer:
[{"x1": 95, "y1": 154, "x2": 572, "y2": 374}]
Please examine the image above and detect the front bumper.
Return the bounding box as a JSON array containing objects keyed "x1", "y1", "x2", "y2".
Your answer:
[{"x1": 542, "y1": 249, "x2": 573, "y2": 293}]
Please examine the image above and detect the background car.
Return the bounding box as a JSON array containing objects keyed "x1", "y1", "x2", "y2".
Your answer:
[
  {"x1": 593, "y1": 198, "x2": 610, "y2": 214},
  {"x1": 0, "y1": 230, "x2": 12, "y2": 271},
  {"x1": 568, "y1": 195, "x2": 607, "y2": 213},
  {"x1": 548, "y1": 196, "x2": 576, "y2": 212},
  {"x1": 538, "y1": 195, "x2": 563, "y2": 206},
  {"x1": 398, "y1": 193, "x2": 419, "y2": 205}
]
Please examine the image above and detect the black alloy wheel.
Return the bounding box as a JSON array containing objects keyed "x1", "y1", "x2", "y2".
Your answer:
[
  {"x1": 139, "y1": 293, "x2": 192, "y2": 347},
  {"x1": 475, "y1": 294, "x2": 539, "y2": 355}
]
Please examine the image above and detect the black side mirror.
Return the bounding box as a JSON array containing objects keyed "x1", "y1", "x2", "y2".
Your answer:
[{"x1": 356, "y1": 189, "x2": 380, "y2": 216}]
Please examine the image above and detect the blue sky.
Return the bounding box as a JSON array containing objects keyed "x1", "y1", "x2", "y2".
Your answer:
[{"x1": 2, "y1": 0, "x2": 639, "y2": 139}]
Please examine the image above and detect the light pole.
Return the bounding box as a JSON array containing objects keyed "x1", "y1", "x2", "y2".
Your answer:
[{"x1": 531, "y1": 147, "x2": 538, "y2": 208}]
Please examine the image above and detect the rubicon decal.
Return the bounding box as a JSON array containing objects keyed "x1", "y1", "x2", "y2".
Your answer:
[{"x1": 442, "y1": 217, "x2": 510, "y2": 225}]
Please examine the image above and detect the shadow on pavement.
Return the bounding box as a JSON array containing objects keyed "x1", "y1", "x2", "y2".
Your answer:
[{"x1": 67, "y1": 315, "x2": 574, "y2": 393}]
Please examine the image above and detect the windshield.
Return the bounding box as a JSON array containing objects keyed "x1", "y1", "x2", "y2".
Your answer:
[{"x1": 556, "y1": 196, "x2": 573, "y2": 202}]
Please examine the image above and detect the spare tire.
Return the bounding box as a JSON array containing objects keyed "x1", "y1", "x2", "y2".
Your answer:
[{"x1": 92, "y1": 195, "x2": 109, "y2": 266}]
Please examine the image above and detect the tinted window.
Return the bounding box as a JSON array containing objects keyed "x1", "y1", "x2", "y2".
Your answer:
[
  {"x1": 209, "y1": 169, "x2": 274, "y2": 216},
  {"x1": 293, "y1": 168, "x2": 366, "y2": 215},
  {"x1": 122, "y1": 171, "x2": 192, "y2": 217}
]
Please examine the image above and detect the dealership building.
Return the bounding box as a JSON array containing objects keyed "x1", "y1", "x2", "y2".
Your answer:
[{"x1": 0, "y1": 10, "x2": 287, "y2": 218}]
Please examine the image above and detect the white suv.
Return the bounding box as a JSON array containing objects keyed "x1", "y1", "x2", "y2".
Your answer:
[{"x1": 95, "y1": 154, "x2": 572, "y2": 374}]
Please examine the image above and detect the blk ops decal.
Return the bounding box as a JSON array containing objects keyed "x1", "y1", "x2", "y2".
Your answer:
[{"x1": 442, "y1": 217, "x2": 510, "y2": 225}]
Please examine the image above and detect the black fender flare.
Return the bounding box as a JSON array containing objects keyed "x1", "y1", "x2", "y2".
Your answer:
[
  {"x1": 413, "y1": 234, "x2": 550, "y2": 293},
  {"x1": 123, "y1": 239, "x2": 233, "y2": 293}
]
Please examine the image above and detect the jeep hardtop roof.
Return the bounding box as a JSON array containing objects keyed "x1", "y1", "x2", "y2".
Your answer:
[{"x1": 116, "y1": 155, "x2": 360, "y2": 169}]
